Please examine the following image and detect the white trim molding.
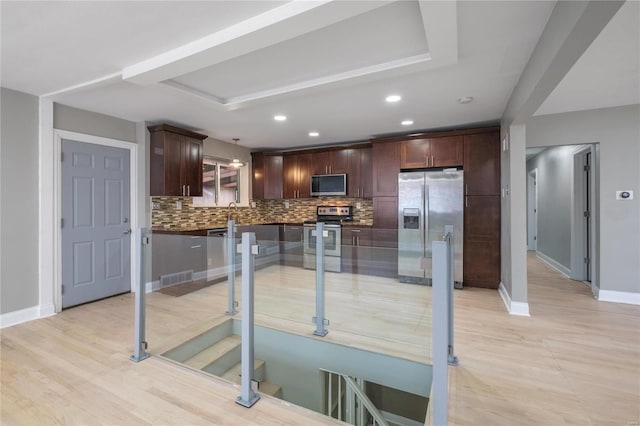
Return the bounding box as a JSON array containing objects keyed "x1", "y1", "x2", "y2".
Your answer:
[
  {"x1": 499, "y1": 282, "x2": 531, "y2": 316},
  {"x1": 536, "y1": 251, "x2": 571, "y2": 278},
  {"x1": 598, "y1": 290, "x2": 640, "y2": 305},
  {"x1": 0, "y1": 304, "x2": 56, "y2": 329}
]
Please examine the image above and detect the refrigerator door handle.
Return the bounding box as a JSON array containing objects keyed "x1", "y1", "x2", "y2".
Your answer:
[{"x1": 424, "y1": 184, "x2": 429, "y2": 256}]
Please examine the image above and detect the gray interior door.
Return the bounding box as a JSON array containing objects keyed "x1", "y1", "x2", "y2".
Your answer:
[{"x1": 61, "y1": 139, "x2": 131, "y2": 308}]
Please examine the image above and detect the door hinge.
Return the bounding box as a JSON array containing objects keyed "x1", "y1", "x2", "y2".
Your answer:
[
  {"x1": 583, "y1": 211, "x2": 590, "y2": 218},
  {"x1": 534, "y1": 236, "x2": 537, "y2": 240},
  {"x1": 61, "y1": 284, "x2": 65, "y2": 295},
  {"x1": 61, "y1": 218, "x2": 64, "y2": 228},
  {"x1": 584, "y1": 257, "x2": 590, "y2": 264},
  {"x1": 583, "y1": 164, "x2": 590, "y2": 172}
]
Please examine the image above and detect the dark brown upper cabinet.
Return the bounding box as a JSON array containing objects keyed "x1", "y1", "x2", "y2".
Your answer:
[
  {"x1": 347, "y1": 147, "x2": 372, "y2": 198},
  {"x1": 283, "y1": 152, "x2": 311, "y2": 199},
  {"x1": 149, "y1": 124, "x2": 207, "y2": 197},
  {"x1": 400, "y1": 136, "x2": 463, "y2": 169},
  {"x1": 463, "y1": 132, "x2": 500, "y2": 196},
  {"x1": 372, "y1": 141, "x2": 400, "y2": 197},
  {"x1": 311, "y1": 149, "x2": 350, "y2": 175},
  {"x1": 251, "y1": 152, "x2": 283, "y2": 200}
]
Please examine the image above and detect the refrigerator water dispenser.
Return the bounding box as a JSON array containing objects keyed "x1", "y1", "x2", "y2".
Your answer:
[{"x1": 403, "y1": 208, "x2": 420, "y2": 229}]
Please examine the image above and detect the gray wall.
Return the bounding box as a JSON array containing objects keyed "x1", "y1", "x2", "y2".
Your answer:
[
  {"x1": 1, "y1": 88, "x2": 40, "y2": 314},
  {"x1": 54, "y1": 103, "x2": 137, "y2": 143},
  {"x1": 526, "y1": 146, "x2": 577, "y2": 269},
  {"x1": 526, "y1": 105, "x2": 640, "y2": 294},
  {"x1": 234, "y1": 322, "x2": 431, "y2": 413}
]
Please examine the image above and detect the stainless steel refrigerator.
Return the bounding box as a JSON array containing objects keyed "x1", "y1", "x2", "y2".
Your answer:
[{"x1": 398, "y1": 169, "x2": 463, "y2": 286}]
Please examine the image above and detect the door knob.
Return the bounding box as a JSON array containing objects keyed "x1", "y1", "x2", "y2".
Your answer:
[{"x1": 124, "y1": 229, "x2": 132, "y2": 235}]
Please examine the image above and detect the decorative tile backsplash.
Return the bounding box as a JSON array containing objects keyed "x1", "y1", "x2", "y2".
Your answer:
[{"x1": 151, "y1": 196, "x2": 373, "y2": 230}]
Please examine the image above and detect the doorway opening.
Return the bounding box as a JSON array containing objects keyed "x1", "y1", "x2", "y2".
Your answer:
[
  {"x1": 525, "y1": 144, "x2": 598, "y2": 298},
  {"x1": 526, "y1": 168, "x2": 538, "y2": 251},
  {"x1": 54, "y1": 130, "x2": 139, "y2": 312}
]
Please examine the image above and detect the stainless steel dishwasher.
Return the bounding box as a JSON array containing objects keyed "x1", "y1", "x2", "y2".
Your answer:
[{"x1": 206, "y1": 227, "x2": 232, "y2": 282}]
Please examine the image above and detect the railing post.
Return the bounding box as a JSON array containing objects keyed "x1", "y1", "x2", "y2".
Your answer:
[
  {"x1": 130, "y1": 228, "x2": 150, "y2": 362},
  {"x1": 432, "y1": 239, "x2": 449, "y2": 426},
  {"x1": 444, "y1": 225, "x2": 458, "y2": 366},
  {"x1": 236, "y1": 232, "x2": 260, "y2": 408},
  {"x1": 226, "y1": 219, "x2": 238, "y2": 316},
  {"x1": 313, "y1": 222, "x2": 329, "y2": 336}
]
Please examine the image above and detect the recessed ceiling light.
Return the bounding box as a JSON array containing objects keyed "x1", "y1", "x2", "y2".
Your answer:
[
  {"x1": 458, "y1": 96, "x2": 474, "y2": 104},
  {"x1": 401, "y1": 120, "x2": 414, "y2": 126},
  {"x1": 385, "y1": 95, "x2": 402, "y2": 103},
  {"x1": 309, "y1": 132, "x2": 319, "y2": 137},
  {"x1": 274, "y1": 115, "x2": 287, "y2": 121}
]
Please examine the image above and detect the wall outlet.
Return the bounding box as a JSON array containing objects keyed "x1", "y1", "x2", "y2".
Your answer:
[
  {"x1": 616, "y1": 190, "x2": 633, "y2": 200},
  {"x1": 251, "y1": 201, "x2": 256, "y2": 208},
  {"x1": 284, "y1": 201, "x2": 290, "y2": 209},
  {"x1": 152, "y1": 202, "x2": 160, "y2": 210},
  {"x1": 502, "y1": 136, "x2": 509, "y2": 152},
  {"x1": 356, "y1": 202, "x2": 362, "y2": 209},
  {"x1": 176, "y1": 201, "x2": 182, "y2": 210}
]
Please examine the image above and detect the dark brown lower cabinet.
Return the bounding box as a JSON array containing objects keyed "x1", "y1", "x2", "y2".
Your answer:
[
  {"x1": 341, "y1": 227, "x2": 397, "y2": 278},
  {"x1": 463, "y1": 195, "x2": 500, "y2": 288}
]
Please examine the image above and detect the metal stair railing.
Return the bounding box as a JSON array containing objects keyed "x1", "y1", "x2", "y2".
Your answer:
[{"x1": 321, "y1": 369, "x2": 389, "y2": 426}]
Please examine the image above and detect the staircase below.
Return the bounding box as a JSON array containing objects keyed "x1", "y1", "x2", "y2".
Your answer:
[{"x1": 161, "y1": 319, "x2": 282, "y2": 398}]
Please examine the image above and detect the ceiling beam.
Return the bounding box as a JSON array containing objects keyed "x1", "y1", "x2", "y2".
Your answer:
[
  {"x1": 161, "y1": 53, "x2": 433, "y2": 110},
  {"x1": 122, "y1": 0, "x2": 394, "y2": 85},
  {"x1": 418, "y1": 1, "x2": 458, "y2": 67},
  {"x1": 502, "y1": 0, "x2": 625, "y2": 125}
]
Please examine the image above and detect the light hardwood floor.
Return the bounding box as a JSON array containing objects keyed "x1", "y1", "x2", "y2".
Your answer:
[{"x1": 2, "y1": 253, "x2": 639, "y2": 425}]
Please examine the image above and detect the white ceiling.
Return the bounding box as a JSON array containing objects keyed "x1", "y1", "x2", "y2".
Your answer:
[
  {"x1": 536, "y1": 0, "x2": 640, "y2": 116},
  {"x1": 5, "y1": 1, "x2": 629, "y2": 150}
]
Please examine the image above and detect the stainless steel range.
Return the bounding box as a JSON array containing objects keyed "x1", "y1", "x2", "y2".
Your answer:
[{"x1": 303, "y1": 206, "x2": 352, "y2": 273}]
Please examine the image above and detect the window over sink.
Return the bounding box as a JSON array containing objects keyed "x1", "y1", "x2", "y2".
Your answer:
[{"x1": 193, "y1": 156, "x2": 249, "y2": 207}]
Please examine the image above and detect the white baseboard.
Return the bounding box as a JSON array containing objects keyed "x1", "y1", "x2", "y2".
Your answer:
[
  {"x1": 598, "y1": 290, "x2": 640, "y2": 305},
  {"x1": 39, "y1": 303, "x2": 56, "y2": 318},
  {"x1": 0, "y1": 304, "x2": 57, "y2": 329},
  {"x1": 510, "y1": 301, "x2": 531, "y2": 316},
  {"x1": 498, "y1": 282, "x2": 511, "y2": 312},
  {"x1": 536, "y1": 251, "x2": 571, "y2": 278},
  {"x1": 498, "y1": 282, "x2": 531, "y2": 316}
]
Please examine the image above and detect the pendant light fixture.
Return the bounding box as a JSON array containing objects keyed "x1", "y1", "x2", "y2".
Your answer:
[{"x1": 229, "y1": 138, "x2": 245, "y2": 168}]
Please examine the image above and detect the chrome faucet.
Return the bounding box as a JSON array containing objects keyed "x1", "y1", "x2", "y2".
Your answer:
[{"x1": 227, "y1": 202, "x2": 238, "y2": 221}]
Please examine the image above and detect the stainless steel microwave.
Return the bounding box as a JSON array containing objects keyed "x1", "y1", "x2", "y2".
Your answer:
[{"x1": 310, "y1": 174, "x2": 347, "y2": 196}]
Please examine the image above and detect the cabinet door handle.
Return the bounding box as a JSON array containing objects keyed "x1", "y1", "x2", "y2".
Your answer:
[
  {"x1": 187, "y1": 185, "x2": 190, "y2": 196},
  {"x1": 431, "y1": 155, "x2": 434, "y2": 167},
  {"x1": 357, "y1": 236, "x2": 360, "y2": 245},
  {"x1": 190, "y1": 245, "x2": 201, "y2": 249},
  {"x1": 351, "y1": 229, "x2": 361, "y2": 232},
  {"x1": 465, "y1": 196, "x2": 468, "y2": 208},
  {"x1": 182, "y1": 185, "x2": 186, "y2": 196},
  {"x1": 325, "y1": 165, "x2": 328, "y2": 174},
  {"x1": 352, "y1": 235, "x2": 356, "y2": 245}
]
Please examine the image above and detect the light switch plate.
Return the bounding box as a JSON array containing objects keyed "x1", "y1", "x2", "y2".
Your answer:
[
  {"x1": 251, "y1": 201, "x2": 256, "y2": 208},
  {"x1": 356, "y1": 202, "x2": 362, "y2": 209},
  {"x1": 616, "y1": 190, "x2": 633, "y2": 200},
  {"x1": 176, "y1": 201, "x2": 182, "y2": 210},
  {"x1": 152, "y1": 202, "x2": 160, "y2": 210},
  {"x1": 284, "y1": 201, "x2": 290, "y2": 209}
]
